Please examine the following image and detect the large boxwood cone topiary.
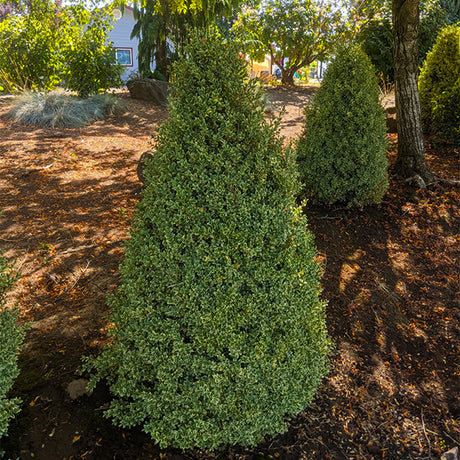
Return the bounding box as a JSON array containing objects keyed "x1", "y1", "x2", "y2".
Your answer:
[
  {"x1": 0, "y1": 258, "x2": 25, "y2": 439},
  {"x1": 419, "y1": 24, "x2": 460, "y2": 145},
  {"x1": 85, "y1": 31, "x2": 330, "y2": 450},
  {"x1": 296, "y1": 44, "x2": 388, "y2": 207}
]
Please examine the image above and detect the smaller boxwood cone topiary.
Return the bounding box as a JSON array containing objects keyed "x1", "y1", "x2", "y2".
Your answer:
[
  {"x1": 84, "y1": 30, "x2": 330, "y2": 450},
  {"x1": 296, "y1": 43, "x2": 388, "y2": 207},
  {"x1": 419, "y1": 24, "x2": 460, "y2": 145}
]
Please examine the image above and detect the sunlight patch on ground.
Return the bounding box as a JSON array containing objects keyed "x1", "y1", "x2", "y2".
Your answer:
[{"x1": 339, "y1": 261, "x2": 360, "y2": 292}]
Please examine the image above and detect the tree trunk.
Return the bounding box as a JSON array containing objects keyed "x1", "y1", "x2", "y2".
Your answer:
[
  {"x1": 155, "y1": 38, "x2": 169, "y2": 79},
  {"x1": 281, "y1": 68, "x2": 296, "y2": 85},
  {"x1": 392, "y1": 0, "x2": 433, "y2": 183},
  {"x1": 138, "y1": 41, "x2": 153, "y2": 78}
]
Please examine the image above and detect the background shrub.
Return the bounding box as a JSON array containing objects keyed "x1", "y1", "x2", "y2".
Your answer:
[
  {"x1": 357, "y1": 18, "x2": 394, "y2": 83},
  {"x1": 439, "y1": 0, "x2": 460, "y2": 23},
  {"x1": 419, "y1": 24, "x2": 460, "y2": 145},
  {"x1": 0, "y1": 0, "x2": 63, "y2": 92},
  {"x1": 296, "y1": 43, "x2": 388, "y2": 207},
  {"x1": 85, "y1": 31, "x2": 330, "y2": 450},
  {"x1": 357, "y1": 2, "x2": 455, "y2": 83},
  {"x1": 0, "y1": 258, "x2": 25, "y2": 439},
  {"x1": 143, "y1": 69, "x2": 168, "y2": 81},
  {"x1": 0, "y1": 0, "x2": 121, "y2": 96},
  {"x1": 8, "y1": 91, "x2": 121, "y2": 128},
  {"x1": 418, "y1": 4, "x2": 453, "y2": 65},
  {"x1": 62, "y1": 6, "x2": 122, "y2": 97}
]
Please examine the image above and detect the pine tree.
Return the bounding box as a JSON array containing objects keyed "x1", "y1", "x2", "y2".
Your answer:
[
  {"x1": 297, "y1": 43, "x2": 388, "y2": 207},
  {"x1": 86, "y1": 31, "x2": 330, "y2": 450}
]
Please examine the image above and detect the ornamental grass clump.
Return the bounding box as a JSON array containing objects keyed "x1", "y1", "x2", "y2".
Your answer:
[
  {"x1": 296, "y1": 43, "x2": 388, "y2": 207},
  {"x1": 0, "y1": 258, "x2": 25, "y2": 439},
  {"x1": 85, "y1": 31, "x2": 330, "y2": 450},
  {"x1": 419, "y1": 24, "x2": 460, "y2": 145},
  {"x1": 9, "y1": 91, "x2": 121, "y2": 128}
]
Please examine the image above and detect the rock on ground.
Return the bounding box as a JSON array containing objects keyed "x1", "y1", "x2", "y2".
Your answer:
[
  {"x1": 66, "y1": 379, "x2": 92, "y2": 400},
  {"x1": 127, "y1": 78, "x2": 171, "y2": 106}
]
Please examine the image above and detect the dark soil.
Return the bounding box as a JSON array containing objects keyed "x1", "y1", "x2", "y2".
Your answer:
[{"x1": 0, "y1": 86, "x2": 459, "y2": 460}]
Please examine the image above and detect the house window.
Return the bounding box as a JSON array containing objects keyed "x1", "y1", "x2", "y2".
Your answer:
[{"x1": 115, "y1": 48, "x2": 133, "y2": 67}]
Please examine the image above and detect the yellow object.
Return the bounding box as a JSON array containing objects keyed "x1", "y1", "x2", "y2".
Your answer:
[{"x1": 248, "y1": 56, "x2": 273, "y2": 81}]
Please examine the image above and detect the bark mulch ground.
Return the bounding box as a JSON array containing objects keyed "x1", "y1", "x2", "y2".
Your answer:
[{"x1": 0, "y1": 86, "x2": 458, "y2": 460}]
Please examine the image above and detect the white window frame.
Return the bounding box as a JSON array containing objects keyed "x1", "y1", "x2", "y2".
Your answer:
[{"x1": 115, "y1": 47, "x2": 133, "y2": 67}]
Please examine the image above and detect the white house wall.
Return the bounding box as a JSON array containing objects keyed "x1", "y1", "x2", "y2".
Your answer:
[{"x1": 109, "y1": 7, "x2": 139, "y2": 81}]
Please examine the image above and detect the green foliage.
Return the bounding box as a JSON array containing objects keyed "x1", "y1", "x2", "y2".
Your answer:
[
  {"x1": 8, "y1": 91, "x2": 121, "y2": 128},
  {"x1": 233, "y1": 0, "x2": 344, "y2": 85},
  {"x1": 130, "y1": 0, "x2": 244, "y2": 78},
  {"x1": 419, "y1": 2, "x2": 453, "y2": 65},
  {"x1": 143, "y1": 69, "x2": 168, "y2": 81},
  {"x1": 439, "y1": 0, "x2": 460, "y2": 22},
  {"x1": 180, "y1": 0, "x2": 246, "y2": 29},
  {"x1": 0, "y1": 2, "x2": 20, "y2": 21},
  {"x1": 419, "y1": 24, "x2": 460, "y2": 144},
  {"x1": 0, "y1": 257, "x2": 25, "y2": 439},
  {"x1": 357, "y1": 18, "x2": 394, "y2": 82},
  {"x1": 130, "y1": 0, "x2": 172, "y2": 79},
  {"x1": 151, "y1": 69, "x2": 168, "y2": 81},
  {"x1": 0, "y1": 0, "x2": 121, "y2": 96},
  {"x1": 356, "y1": 0, "x2": 455, "y2": 82},
  {"x1": 85, "y1": 31, "x2": 330, "y2": 450},
  {"x1": 297, "y1": 44, "x2": 388, "y2": 207},
  {"x1": 62, "y1": 6, "x2": 122, "y2": 98},
  {"x1": 0, "y1": 0, "x2": 63, "y2": 92}
]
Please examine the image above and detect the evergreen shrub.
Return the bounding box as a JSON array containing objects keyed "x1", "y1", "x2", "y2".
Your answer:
[
  {"x1": 62, "y1": 6, "x2": 122, "y2": 98},
  {"x1": 418, "y1": 5, "x2": 451, "y2": 66},
  {"x1": 0, "y1": 0, "x2": 121, "y2": 95},
  {"x1": 0, "y1": 258, "x2": 25, "y2": 439},
  {"x1": 419, "y1": 24, "x2": 460, "y2": 145},
  {"x1": 0, "y1": 0, "x2": 62, "y2": 92},
  {"x1": 296, "y1": 43, "x2": 388, "y2": 207},
  {"x1": 356, "y1": 5, "x2": 453, "y2": 84},
  {"x1": 145, "y1": 69, "x2": 168, "y2": 82},
  {"x1": 85, "y1": 31, "x2": 330, "y2": 450},
  {"x1": 357, "y1": 18, "x2": 394, "y2": 82}
]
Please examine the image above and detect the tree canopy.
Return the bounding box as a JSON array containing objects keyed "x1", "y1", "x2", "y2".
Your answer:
[
  {"x1": 233, "y1": 0, "x2": 344, "y2": 84},
  {"x1": 0, "y1": 0, "x2": 121, "y2": 95},
  {"x1": 357, "y1": 0, "x2": 459, "y2": 83},
  {"x1": 127, "y1": 0, "x2": 245, "y2": 78}
]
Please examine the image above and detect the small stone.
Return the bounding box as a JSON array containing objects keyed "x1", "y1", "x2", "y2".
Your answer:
[
  {"x1": 405, "y1": 174, "x2": 427, "y2": 189},
  {"x1": 66, "y1": 379, "x2": 92, "y2": 400},
  {"x1": 367, "y1": 441, "x2": 382, "y2": 455},
  {"x1": 441, "y1": 447, "x2": 458, "y2": 460}
]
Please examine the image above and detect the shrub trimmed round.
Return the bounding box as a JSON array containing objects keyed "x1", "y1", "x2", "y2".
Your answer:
[
  {"x1": 296, "y1": 43, "x2": 388, "y2": 207},
  {"x1": 419, "y1": 24, "x2": 460, "y2": 145},
  {"x1": 85, "y1": 31, "x2": 330, "y2": 450}
]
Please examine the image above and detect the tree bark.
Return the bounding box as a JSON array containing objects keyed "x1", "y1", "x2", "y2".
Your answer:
[
  {"x1": 281, "y1": 68, "x2": 296, "y2": 85},
  {"x1": 155, "y1": 38, "x2": 169, "y2": 78},
  {"x1": 392, "y1": 0, "x2": 433, "y2": 183}
]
